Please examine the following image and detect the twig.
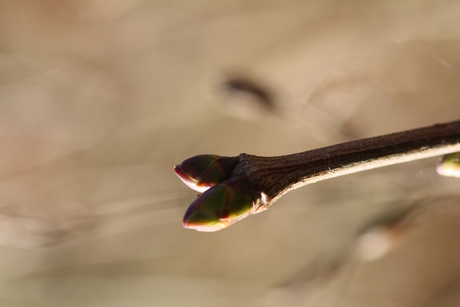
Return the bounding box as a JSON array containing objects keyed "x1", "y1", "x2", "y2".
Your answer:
[{"x1": 230, "y1": 120, "x2": 460, "y2": 212}]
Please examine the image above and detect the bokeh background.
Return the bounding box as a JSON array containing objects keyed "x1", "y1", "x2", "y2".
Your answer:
[{"x1": 1, "y1": 1, "x2": 460, "y2": 306}]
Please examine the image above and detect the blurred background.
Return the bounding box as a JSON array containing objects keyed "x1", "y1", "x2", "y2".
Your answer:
[{"x1": 1, "y1": 1, "x2": 460, "y2": 306}]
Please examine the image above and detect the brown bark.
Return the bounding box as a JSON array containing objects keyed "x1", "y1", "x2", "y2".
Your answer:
[{"x1": 230, "y1": 120, "x2": 460, "y2": 212}]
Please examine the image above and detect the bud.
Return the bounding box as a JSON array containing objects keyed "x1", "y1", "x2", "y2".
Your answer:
[
  {"x1": 174, "y1": 154, "x2": 239, "y2": 192},
  {"x1": 437, "y1": 153, "x2": 460, "y2": 178},
  {"x1": 183, "y1": 176, "x2": 255, "y2": 232}
]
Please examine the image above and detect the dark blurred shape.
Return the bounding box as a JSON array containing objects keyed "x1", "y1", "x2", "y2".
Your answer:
[
  {"x1": 216, "y1": 74, "x2": 276, "y2": 120},
  {"x1": 223, "y1": 77, "x2": 274, "y2": 108}
]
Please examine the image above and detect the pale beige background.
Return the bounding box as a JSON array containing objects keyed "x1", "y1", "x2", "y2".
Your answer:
[{"x1": 1, "y1": 1, "x2": 460, "y2": 306}]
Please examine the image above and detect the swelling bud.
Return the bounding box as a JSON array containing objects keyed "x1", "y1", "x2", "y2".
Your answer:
[
  {"x1": 437, "y1": 153, "x2": 460, "y2": 178},
  {"x1": 174, "y1": 154, "x2": 239, "y2": 192},
  {"x1": 183, "y1": 176, "x2": 254, "y2": 232}
]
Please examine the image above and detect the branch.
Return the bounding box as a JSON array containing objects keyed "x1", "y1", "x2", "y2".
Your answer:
[
  {"x1": 175, "y1": 119, "x2": 460, "y2": 231},
  {"x1": 230, "y1": 120, "x2": 460, "y2": 212}
]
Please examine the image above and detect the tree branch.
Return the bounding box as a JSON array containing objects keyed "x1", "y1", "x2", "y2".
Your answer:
[{"x1": 230, "y1": 120, "x2": 460, "y2": 212}]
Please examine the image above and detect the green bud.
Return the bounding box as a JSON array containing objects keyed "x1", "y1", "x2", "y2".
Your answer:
[
  {"x1": 174, "y1": 154, "x2": 239, "y2": 192},
  {"x1": 437, "y1": 152, "x2": 460, "y2": 177},
  {"x1": 182, "y1": 175, "x2": 254, "y2": 232}
]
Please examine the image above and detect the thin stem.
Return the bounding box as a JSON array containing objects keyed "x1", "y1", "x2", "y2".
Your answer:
[{"x1": 230, "y1": 120, "x2": 460, "y2": 212}]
